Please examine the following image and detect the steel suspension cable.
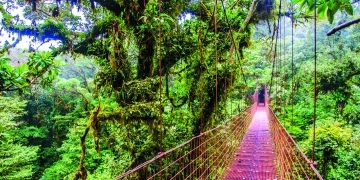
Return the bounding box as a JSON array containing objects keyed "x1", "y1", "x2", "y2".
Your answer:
[
  {"x1": 156, "y1": 1, "x2": 164, "y2": 175},
  {"x1": 220, "y1": 0, "x2": 248, "y2": 85},
  {"x1": 270, "y1": 0, "x2": 282, "y2": 106},
  {"x1": 282, "y1": 1, "x2": 286, "y2": 114},
  {"x1": 158, "y1": 0, "x2": 163, "y2": 151},
  {"x1": 221, "y1": 0, "x2": 248, "y2": 114},
  {"x1": 230, "y1": 50, "x2": 233, "y2": 115},
  {"x1": 220, "y1": 0, "x2": 246, "y2": 115},
  {"x1": 312, "y1": 0, "x2": 317, "y2": 163},
  {"x1": 279, "y1": 2, "x2": 282, "y2": 112},
  {"x1": 269, "y1": 17, "x2": 280, "y2": 99},
  {"x1": 215, "y1": 0, "x2": 218, "y2": 121},
  {"x1": 198, "y1": 0, "x2": 204, "y2": 133},
  {"x1": 277, "y1": 0, "x2": 282, "y2": 110},
  {"x1": 291, "y1": 0, "x2": 294, "y2": 124}
]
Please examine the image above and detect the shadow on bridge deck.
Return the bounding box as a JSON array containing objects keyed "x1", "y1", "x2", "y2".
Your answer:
[{"x1": 224, "y1": 106, "x2": 277, "y2": 180}]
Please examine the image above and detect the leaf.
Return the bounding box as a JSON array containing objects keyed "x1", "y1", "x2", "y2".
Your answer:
[
  {"x1": 296, "y1": 0, "x2": 307, "y2": 9},
  {"x1": 0, "y1": 56, "x2": 11, "y2": 63},
  {"x1": 317, "y1": 3, "x2": 327, "y2": 17},
  {"x1": 327, "y1": 9, "x2": 335, "y2": 24},
  {"x1": 344, "y1": 4, "x2": 354, "y2": 15},
  {"x1": 15, "y1": 64, "x2": 28, "y2": 76},
  {"x1": 307, "y1": 0, "x2": 314, "y2": 11},
  {"x1": 293, "y1": 0, "x2": 305, "y2": 4}
]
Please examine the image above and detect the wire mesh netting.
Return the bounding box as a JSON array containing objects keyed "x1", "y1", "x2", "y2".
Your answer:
[
  {"x1": 116, "y1": 106, "x2": 255, "y2": 180},
  {"x1": 268, "y1": 108, "x2": 323, "y2": 180}
]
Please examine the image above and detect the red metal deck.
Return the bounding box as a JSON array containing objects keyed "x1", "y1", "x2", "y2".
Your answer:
[{"x1": 224, "y1": 106, "x2": 277, "y2": 180}]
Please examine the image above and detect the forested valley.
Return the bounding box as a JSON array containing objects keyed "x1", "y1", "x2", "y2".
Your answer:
[{"x1": 0, "y1": 0, "x2": 359, "y2": 179}]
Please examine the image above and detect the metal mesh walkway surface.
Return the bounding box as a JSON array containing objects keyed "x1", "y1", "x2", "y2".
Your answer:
[{"x1": 225, "y1": 106, "x2": 277, "y2": 180}]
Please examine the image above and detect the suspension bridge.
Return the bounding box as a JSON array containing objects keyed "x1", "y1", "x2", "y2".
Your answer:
[
  {"x1": 115, "y1": 87, "x2": 323, "y2": 180},
  {"x1": 115, "y1": 0, "x2": 324, "y2": 178}
]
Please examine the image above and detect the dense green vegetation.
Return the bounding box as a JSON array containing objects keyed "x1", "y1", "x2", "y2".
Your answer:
[{"x1": 0, "y1": 0, "x2": 359, "y2": 179}]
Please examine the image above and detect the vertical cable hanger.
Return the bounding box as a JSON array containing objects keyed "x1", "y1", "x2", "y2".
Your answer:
[
  {"x1": 219, "y1": 0, "x2": 248, "y2": 84},
  {"x1": 229, "y1": 34, "x2": 234, "y2": 116},
  {"x1": 277, "y1": 0, "x2": 282, "y2": 110},
  {"x1": 312, "y1": 0, "x2": 317, "y2": 164},
  {"x1": 282, "y1": 0, "x2": 286, "y2": 114},
  {"x1": 271, "y1": 0, "x2": 282, "y2": 107},
  {"x1": 269, "y1": 6, "x2": 280, "y2": 102},
  {"x1": 198, "y1": 2, "x2": 206, "y2": 172},
  {"x1": 224, "y1": 28, "x2": 228, "y2": 119},
  {"x1": 222, "y1": 2, "x2": 227, "y2": 119},
  {"x1": 279, "y1": 0, "x2": 284, "y2": 113},
  {"x1": 269, "y1": 28, "x2": 278, "y2": 99},
  {"x1": 279, "y1": 0, "x2": 282, "y2": 112},
  {"x1": 199, "y1": 0, "x2": 204, "y2": 133},
  {"x1": 220, "y1": 0, "x2": 230, "y2": 117},
  {"x1": 158, "y1": 0, "x2": 163, "y2": 150},
  {"x1": 291, "y1": 0, "x2": 294, "y2": 124},
  {"x1": 230, "y1": 51, "x2": 233, "y2": 116},
  {"x1": 214, "y1": 0, "x2": 219, "y2": 121},
  {"x1": 220, "y1": 0, "x2": 247, "y2": 113}
]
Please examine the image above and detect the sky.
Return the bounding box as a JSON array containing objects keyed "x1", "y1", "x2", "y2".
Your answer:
[
  {"x1": 0, "y1": 4, "x2": 86, "y2": 51},
  {"x1": 0, "y1": 3, "x2": 193, "y2": 51}
]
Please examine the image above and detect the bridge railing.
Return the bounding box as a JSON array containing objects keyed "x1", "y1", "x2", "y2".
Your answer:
[
  {"x1": 115, "y1": 106, "x2": 255, "y2": 180},
  {"x1": 268, "y1": 108, "x2": 323, "y2": 180}
]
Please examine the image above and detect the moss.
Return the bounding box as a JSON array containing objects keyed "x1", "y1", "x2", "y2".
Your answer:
[
  {"x1": 116, "y1": 78, "x2": 160, "y2": 104},
  {"x1": 38, "y1": 20, "x2": 68, "y2": 41},
  {"x1": 98, "y1": 101, "x2": 161, "y2": 123}
]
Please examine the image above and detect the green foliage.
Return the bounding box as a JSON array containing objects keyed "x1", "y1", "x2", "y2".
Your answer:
[
  {"x1": 294, "y1": 0, "x2": 354, "y2": 23},
  {"x1": 343, "y1": 86, "x2": 360, "y2": 124},
  {"x1": 0, "y1": 96, "x2": 39, "y2": 179},
  {"x1": 0, "y1": 51, "x2": 60, "y2": 92},
  {"x1": 22, "y1": 57, "x2": 98, "y2": 178},
  {"x1": 305, "y1": 121, "x2": 355, "y2": 178},
  {"x1": 41, "y1": 118, "x2": 131, "y2": 179}
]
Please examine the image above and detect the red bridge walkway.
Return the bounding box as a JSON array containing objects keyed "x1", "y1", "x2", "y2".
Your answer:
[{"x1": 224, "y1": 106, "x2": 277, "y2": 179}]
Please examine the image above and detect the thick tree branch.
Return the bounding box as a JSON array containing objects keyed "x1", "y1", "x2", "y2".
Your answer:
[
  {"x1": 239, "y1": 0, "x2": 261, "y2": 33},
  {"x1": 74, "y1": 106, "x2": 101, "y2": 180},
  {"x1": 72, "y1": 20, "x2": 113, "y2": 54},
  {"x1": 1, "y1": 16, "x2": 70, "y2": 42},
  {"x1": 94, "y1": 0, "x2": 123, "y2": 16},
  {"x1": 327, "y1": 17, "x2": 360, "y2": 36}
]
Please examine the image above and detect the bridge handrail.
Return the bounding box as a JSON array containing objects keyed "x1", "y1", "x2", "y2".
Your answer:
[
  {"x1": 268, "y1": 107, "x2": 323, "y2": 180},
  {"x1": 115, "y1": 106, "x2": 254, "y2": 180}
]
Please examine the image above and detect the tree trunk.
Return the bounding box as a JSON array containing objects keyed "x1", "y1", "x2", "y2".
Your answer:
[{"x1": 137, "y1": 29, "x2": 155, "y2": 79}]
